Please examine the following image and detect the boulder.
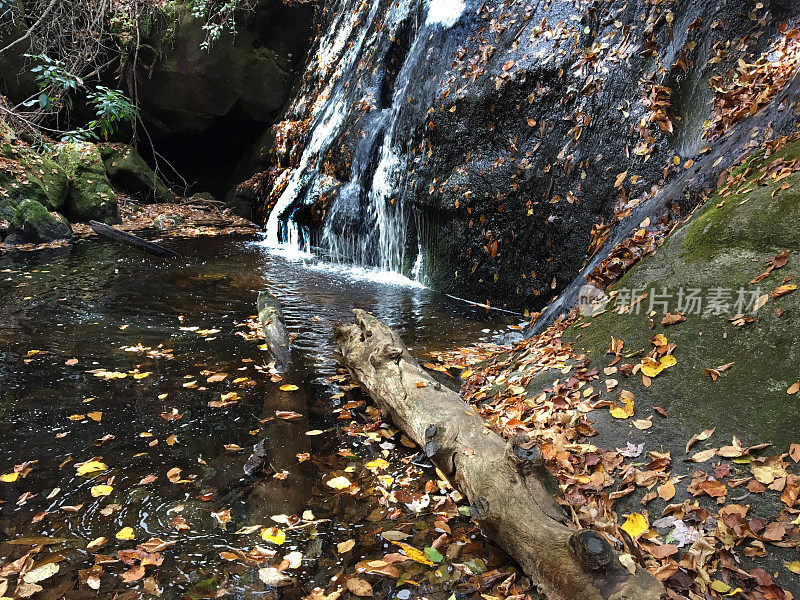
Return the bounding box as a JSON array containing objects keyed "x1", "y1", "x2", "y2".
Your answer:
[
  {"x1": 5, "y1": 198, "x2": 72, "y2": 244},
  {"x1": 53, "y1": 142, "x2": 120, "y2": 224},
  {"x1": 99, "y1": 143, "x2": 176, "y2": 204},
  {"x1": 0, "y1": 121, "x2": 69, "y2": 218}
]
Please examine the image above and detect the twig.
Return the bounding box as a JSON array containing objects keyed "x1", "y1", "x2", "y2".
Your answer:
[{"x1": 0, "y1": 0, "x2": 59, "y2": 55}]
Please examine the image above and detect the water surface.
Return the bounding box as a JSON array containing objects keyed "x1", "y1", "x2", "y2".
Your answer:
[{"x1": 0, "y1": 233, "x2": 522, "y2": 599}]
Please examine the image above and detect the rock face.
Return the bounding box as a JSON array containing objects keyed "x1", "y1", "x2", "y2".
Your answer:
[
  {"x1": 571, "y1": 136, "x2": 800, "y2": 450},
  {"x1": 54, "y1": 142, "x2": 121, "y2": 225},
  {"x1": 137, "y1": 0, "x2": 316, "y2": 138},
  {"x1": 5, "y1": 198, "x2": 72, "y2": 244},
  {"x1": 241, "y1": 0, "x2": 800, "y2": 313},
  {"x1": 99, "y1": 143, "x2": 176, "y2": 204}
]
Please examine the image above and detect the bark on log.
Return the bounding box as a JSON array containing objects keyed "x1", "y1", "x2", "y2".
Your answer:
[
  {"x1": 89, "y1": 221, "x2": 181, "y2": 258},
  {"x1": 333, "y1": 310, "x2": 665, "y2": 600}
]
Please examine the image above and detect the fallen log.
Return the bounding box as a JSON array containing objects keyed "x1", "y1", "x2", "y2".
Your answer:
[
  {"x1": 334, "y1": 310, "x2": 665, "y2": 600},
  {"x1": 89, "y1": 220, "x2": 181, "y2": 258},
  {"x1": 257, "y1": 291, "x2": 291, "y2": 372}
]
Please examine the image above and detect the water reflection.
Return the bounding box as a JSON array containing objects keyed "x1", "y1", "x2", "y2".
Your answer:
[{"x1": 0, "y1": 233, "x2": 522, "y2": 599}]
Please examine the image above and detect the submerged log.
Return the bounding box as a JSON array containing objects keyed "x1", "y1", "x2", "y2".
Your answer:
[
  {"x1": 257, "y1": 291, "x2": 291, "y2": 372},
  {"x1": 89, "y1": 220, "x2": 181, "y2": 258},
  {"x1": 334, "y1": 310, "x2": 665, "y2": 600}
]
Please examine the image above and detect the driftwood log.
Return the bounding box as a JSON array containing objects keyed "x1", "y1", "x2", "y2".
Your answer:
[
  {"x1": 334, "y1": 310, "x2": 665, "y2": 600},
  {"x1": 89, "y1": 221, "x2": 181, "y2": 258},
  {"x1": 257, "y1": 291, "x2": 291, "y2": 372}
]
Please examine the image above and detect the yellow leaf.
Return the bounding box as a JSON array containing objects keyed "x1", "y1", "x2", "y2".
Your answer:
[
  {"x1": 651, "y1": 334, "x2": 668, "y2": 347},
  {"x1": 365, "y1": 459, "x2": 389, "y2": 472},
  {"x1": 90, "y1": 485, "x2": 113, "y2": 497},
  {"x1": 87, "y1": 411, "x2": 102, "y2": 422},
  {"x1": 640, "y1": 357, "x2": 664, "y2": 378},
  {"x1": 620, "y1": 513, "x2": 649, "y2": 539},
  {"x1": 280, "y1": 384, "x2": 299, "y2": 391},
  {"x1": 609, "y1": 391, "x2": 634, "y2": 419},
  {"x1": 116, "y1": 527, "x2": 135, "y2": 540},
  {"x1": 1, "y1": 472, "x2": 19, "y2": 482},
  {"x1": 786, "y1": 561, "x2": 800, "y2": 574},
  {"x1": 391, "y1": 541, "x2": 435, "y2": 565},
  {"x1": 326, "y1": 476, "x2": 352, "y2": 490},
  {"x1": 659, "y1": 354, "x2": 676, "y2": 368},
  {"x1": 710, "y1": 581, "x2": 731, "y2": 594},
  {"x1": 76, "y1": 461, "x2": 107, "y2": 476},
  {"x1": 261, "y1": 527, "x2": 286, "y2": 545}
]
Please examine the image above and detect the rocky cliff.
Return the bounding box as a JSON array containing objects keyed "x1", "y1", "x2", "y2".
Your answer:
[{"x1": 233, "y1": 0, "x2": 800, "y2": 315}]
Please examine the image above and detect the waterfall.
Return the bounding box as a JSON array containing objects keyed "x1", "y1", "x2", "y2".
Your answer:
[{"x1": 263, "y1": 0, "x2": 464, "y2": 286}]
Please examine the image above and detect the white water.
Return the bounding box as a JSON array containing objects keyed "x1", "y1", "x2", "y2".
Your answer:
[
  {"x1": 263, "y1": 0, "x2": 432, "y2": 288},
  {"x1": 426, "y1": 0, "x2": 465, "y2": 27}
]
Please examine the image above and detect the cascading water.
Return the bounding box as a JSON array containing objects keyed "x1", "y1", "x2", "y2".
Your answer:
[{"x1": 263, "y1": 0, "x2": 466, "y2": 285}]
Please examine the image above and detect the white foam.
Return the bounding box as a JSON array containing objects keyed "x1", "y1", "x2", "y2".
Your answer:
[
  {"x1": 305, "y1": 261, "x2": 426, "y2": 288},
  {"x1": 426, "y1": 0, "x2": 465, "y2": 27}
]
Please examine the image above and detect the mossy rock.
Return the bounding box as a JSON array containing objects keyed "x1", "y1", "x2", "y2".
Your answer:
[
  {"x1": 0, "y1": 121, "x2": 69, "y2": 216},
  {"x1": 5, "y1": 198, "x2": 72, "y2": 244},
  {"x1": 563, "y1": 140, "x2": 800, "y2": 453},
  {"x1": 99, "y1": 143, "x2": 177, "y2": 204},
  {"x1": 54, "y1": 142, "x2": 121, "y2": 224}
]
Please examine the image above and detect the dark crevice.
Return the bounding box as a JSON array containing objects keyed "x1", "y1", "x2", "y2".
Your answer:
[{"x1": 378, "y1": 17, "x2": 415, "y2": 109}]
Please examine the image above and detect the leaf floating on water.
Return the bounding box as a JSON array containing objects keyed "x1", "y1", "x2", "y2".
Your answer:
[
  {"x1": 116, "y1": 527, "x2": 135, "y2": 540},
  {"x1": 90, "y1": 484, "x2": 113, "y2": 497},
  {"x1": 261, "y1": 526, "x2": 286, "y2": 545},
  {"x1": 337, "y1": 539, "x2": 356, "y2": 553},
  {"x1": 424, "y1": 546, "x2": 444, "y2": 563},
  {"x1": 391, "y1": 541, "x2": 435, "y2": 565},
  {"x1": 258, "y1": 567, "x2": 292, "y2": 587},
  {"x1": 87, "y1": 536, "x2": 107, "y2": 550},
  {"x1": 76, "y1": 460, "x2": 107, "y2": 476},
  {"x1": 345, "y1": 577, "x2": 373, "y2": 597},
  {"x1": 1, "y1": 472, "x2": 19, "y2": 482},
  {"x1": 280, "y1": 384, "x2": 299, "y2": 391},
  {"x1": 22, "y1": 562, "x2": 59, "y2": 584},
  {"x1": 235, "y1": 525, "x2": 261, "y2": 535},
  {"x1": 276, "y1": 410, "x2": 302, "y2": 420},
  {"x1": 326, "y1": 476, "x2": 351, "y2": 490}
]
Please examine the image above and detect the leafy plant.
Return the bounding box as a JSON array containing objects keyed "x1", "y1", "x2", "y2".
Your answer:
[
  {"x1": 86, "y1": 86, "x2": 139, "y2": 139},
  {"x1": 22, "y1": 54, "x2": 84, "y2": 111},
  {"x1": 190, "y1": 0, "x2": 248, "y2": 50}
]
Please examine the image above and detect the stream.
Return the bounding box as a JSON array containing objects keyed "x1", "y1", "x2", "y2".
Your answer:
[{"x1": 0, "y1": 232, "x2": 524, "y2": 600}]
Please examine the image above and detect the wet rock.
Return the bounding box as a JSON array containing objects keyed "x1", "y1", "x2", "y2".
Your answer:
[
  {"x1": 247, "y1": 0, "x2": 797, "y2": 313},
  {"x1": 5, "y1": 199, "x2": 72, "y2": 244},
  {"x1": 53, "y1": 142, "x2": 120, "y2": 225},
  {"x1": 243, "y1": 438, "x2": 270, "y2": 477},
  {"x1": 0, "y1": 122, "x2": 69, "y2": 219},
  {"x1": 99, "y1": 143, "x2": 176, "y2": 204}
]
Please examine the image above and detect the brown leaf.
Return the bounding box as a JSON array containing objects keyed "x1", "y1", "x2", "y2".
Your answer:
[{"x1": 346, "y1": 577, "x2": 373, "y2": 597}]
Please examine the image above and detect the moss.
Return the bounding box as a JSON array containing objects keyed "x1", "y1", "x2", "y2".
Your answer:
[
  {"x1": 99, "y1": 143, "x2": 176, "y2": 204},
  {"x1": 679, "y1": 141, "x2": 800, "y2": 263},
  {"x1": 0, "y1": 122, "x2": 69, "y2": 215},
  {"x1": 556, "y1": 144, "x2": 800, "y2": 449},
  {"x1": 5, "y1": 198, "x2": 72, "y2": 244},
  {"x1": 54, "y1": 142, "x2": 121, "y2": 224}
]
